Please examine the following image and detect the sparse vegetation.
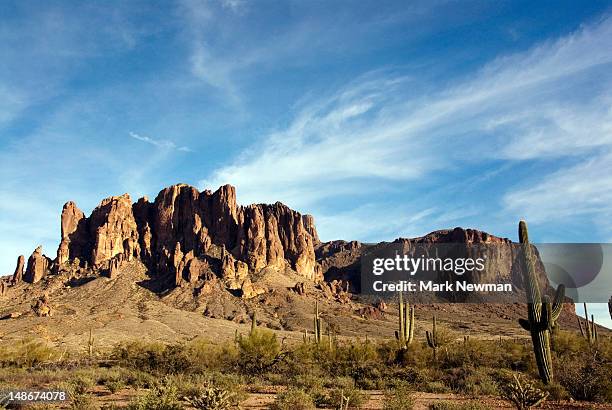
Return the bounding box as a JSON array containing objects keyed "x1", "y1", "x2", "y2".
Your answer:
[{"x1": 0, "y1": 325, "x2": 609, "y2": 408}]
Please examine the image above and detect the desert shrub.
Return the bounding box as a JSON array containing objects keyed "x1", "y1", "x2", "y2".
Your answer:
[
  {"x1": 551, "y1": 331, "x2": 589, "y2": 356},
  {"x1": 184, "y1": 385, "x2": 235, "y2": 410},
  {"x1": 428, "y1": 402, "x2": 487, "y2": 410},
  {"x1": 423, "y1": 381, "x2": 451, "y2": 394},
  {"x1": 236, "y1": 329, "x2": 283, "y2": 375},
  {"x1": 274, "y1": 342, "x2": 317, "y2": 379},
  {"x1": 383, "y1": 381, "x2": 414, "y2": 410},
  {"x1": 67, "y1": 374, "x2": 95, "y2": 395},
  {"x1": 557, "y1": 350, "x2": 612, "y2": 402},
  {"x1": 105, "y1": 379, "x2": 125, "y2": 394},
  {"x1": 0, "y1": 339, "x2": 59, "y2": 368},
  {"x1": 111, "y1": 341, "x2": 191, "y2": 374},
  {"x1": 393, "y1": 341, "x2": 429, "y2": 368},
  {"x1": 187, "y1": 338, "x2": 232, "y2": 372},
  {"x1": 326, "y1": 386, "x2": 366, "y2": 409},
  {"x1": 323, "y1": 376, "x2": 354, "y2": 390},
  {"x1": 331, "y1": 341, "x2": 381, "y2": 386},
  {"x1": 498, "y1": 341, "x2": 536, "y2": 373},
  {"x1": 540, "y1": 381, "x2": 569, "y2": 401},
  {"x1": 500, "y1": 373, "x2": 548, "y2": 410},
  {"x1": 270, "y1": 388, "x2": 315, "y2": 410},
  {"x1": 127, "y1": 379, "x2": 183, "y2": 410},
  {"x1": 189, "y1": 372, "x2": 246, "y2": 405},
  {"x1": 121, "y1": 369, "x2": 156, "y2": 389},
  {"x1": 442, "y1": 367, "x2": 498, "y2": 396},
  {"x1": 286, "y1": 373, "x2": 327, "y2": 406},
  {"x1": 69, "y1": 392, "x2": 96, "y2": 410}
]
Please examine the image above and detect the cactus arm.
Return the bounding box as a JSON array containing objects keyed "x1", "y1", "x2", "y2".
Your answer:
[
  {"x1": 407, "y1": 305, "x2": 415, "y2": 344},
  {"x1": 426, "y1": 331, "x2": 434, "y2": 347},
  {"x1": 551, "y1": 284, "x2": 565, "y2": 321},
  {"x1": 541, "y1": 296, "x2": 552, "y2": 331},
  {"x1": 583, "y1": 303, "x2": 592, "y2": 343},
  {"x1": 577, "y1": 316, "x2": 585, "y2": 337},
  {"x1": 519, "y1": 221, "x2": 542, "y2": 318},
  {"x1": 398, "y1": 291, "x2": 405, "y2": 345},
  {"x1": 519, "y1": 318, "x2": 531, "y2": 331}
]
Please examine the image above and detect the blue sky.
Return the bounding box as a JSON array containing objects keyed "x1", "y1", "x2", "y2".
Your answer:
[{"x1": 1, "y1": 1, "x2": 611, "y2": 325}]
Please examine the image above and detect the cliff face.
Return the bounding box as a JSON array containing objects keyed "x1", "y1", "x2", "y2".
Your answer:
[
  {"x1": 318, "y1": 227, "x2": 551, "y2": 300},
  {"x1": 12, "y1": 184, "x2": 322, "y2": 288}
]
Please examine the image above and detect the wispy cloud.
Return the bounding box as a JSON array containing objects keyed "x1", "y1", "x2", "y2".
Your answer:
[
  {"x1": 201, "y1": 15, "x2": 612, "y2": 240},
  {"x1": 179, "y1": 0, "x2": 243, "y2": 105},
  {"x1": 504, "y1": 151, "x2": 612, "y2": 223},
  {"x1": 0, "y1": 83, "x2": 27, "y2": 127},
  {"x1": 129, "y1": 132, "x2": 193, "y2": 152}
]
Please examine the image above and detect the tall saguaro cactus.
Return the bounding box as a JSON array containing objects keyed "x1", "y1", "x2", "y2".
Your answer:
[
  {"x1": 426, "y1": 315, "x2": 439, "y2": 361},
  {"x1": 314, "y1": 300, "x2": 322, "y2": 344},
  {"x1": 517, "y1": 220, "x2": 565, "y2": 385},
  {"x1": 395, "y1": 291, "x2": 415, "y2": 349},
  {"x1": 251, "y1": 311, "x2": 257, "y2": 335}
]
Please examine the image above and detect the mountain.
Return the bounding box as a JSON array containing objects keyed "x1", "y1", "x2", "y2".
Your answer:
[{"x1": 0, "y1": 183, "x2": 595, "y2": 349}]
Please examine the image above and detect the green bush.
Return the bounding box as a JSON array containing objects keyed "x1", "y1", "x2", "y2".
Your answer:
[
  {"x1": 326, "y1": 386, "x2": 366, "y2": 409},
  {"x1": 270, "y1": 388, "x2": 315, "y2": 410},
  {"x1": 111, "y1": 341, "x2": 191, "y2": 375},
  {"x1": 184, "y1": 385, "x2": 235, "y2": 410},
  {"x1": 105, "y1": 379, "x2": 125, "y2": 394},
  {"x1": 557, "y1": 350, "x2": 612, "y2": 402},
  {"x1": 0, "y1": 339, "x2": 60, "y2": 368},
  {"x1": 236, "y1": 329, "x2": 283, "y2": 375},
  {"x1": 383, "y1": 382, "x2": 414, "y2": 410},
  {"x1": 499, "y1": 373, "x2": 548, "y2": 410},
  {"x1": 127, "y1": 379, "x2": 183, "y2": 410},
  {"x1": 540, "y1": 381, "x2": 569, "y2": 401},
  {"x1": 442, "y1": 367, "x2": 498, "y2": 396}
]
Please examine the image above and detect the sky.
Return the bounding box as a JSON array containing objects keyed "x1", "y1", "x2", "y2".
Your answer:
[{"x1": 1, "y1": 1, "x2": 611, "y2": 326}]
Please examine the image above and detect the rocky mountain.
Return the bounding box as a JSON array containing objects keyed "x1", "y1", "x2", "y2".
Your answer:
[
  {"x1": 0, "y1": 183, "x2": 593, "y2": 348},
  {"x1": 4, "y1": 183, "x2": 556, "y2": 300},
  {"x1": 7, "y1": 184, "x2": 321, "y2": 297}
]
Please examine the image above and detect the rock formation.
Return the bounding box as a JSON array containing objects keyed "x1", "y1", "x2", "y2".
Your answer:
[
  {"x1": 24, "y1": 246, "x2": 51, "y2": 283},
  {"x1": 12, "y1": 255, "x2": 24, "y2": 283},
  {"x1": 8, "y1": 183, "x2": 555, "y2": 307},
  {"x1": 32, "y1": 295, "x2": 53, "y2": 317},
  {"x1": 57, "y1": 201, "x2": 88, "y2": 265},
  {"x1": 89, "y1": 194, "x2": 139, "y2": 267},
  {"x1": 14, "y1": 184, "x2": 321, "y2": 289}
]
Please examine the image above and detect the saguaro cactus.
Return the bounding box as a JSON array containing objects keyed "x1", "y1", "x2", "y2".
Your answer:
[
  {"x1": 88, "y1": 328, "x2": 94, "y2": 359},
  {"x1": 517, "y1": 220, "x2": 565, "y2": 385},
  {"x1": 251, "y1": 311, "x2": 257, "y2": 335},
  {"x1": 426, "y1": 315, "x2": 439, "y2": 361},
  {"x1": 314, "y1": 300, "x2": 322, "y2": 344},
  {"x1": 395, "y1": 292, "x2": 415, "y2": 349},
  {"x1": 577, "y1": 303, "x2": 598, "y2": 344}
]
